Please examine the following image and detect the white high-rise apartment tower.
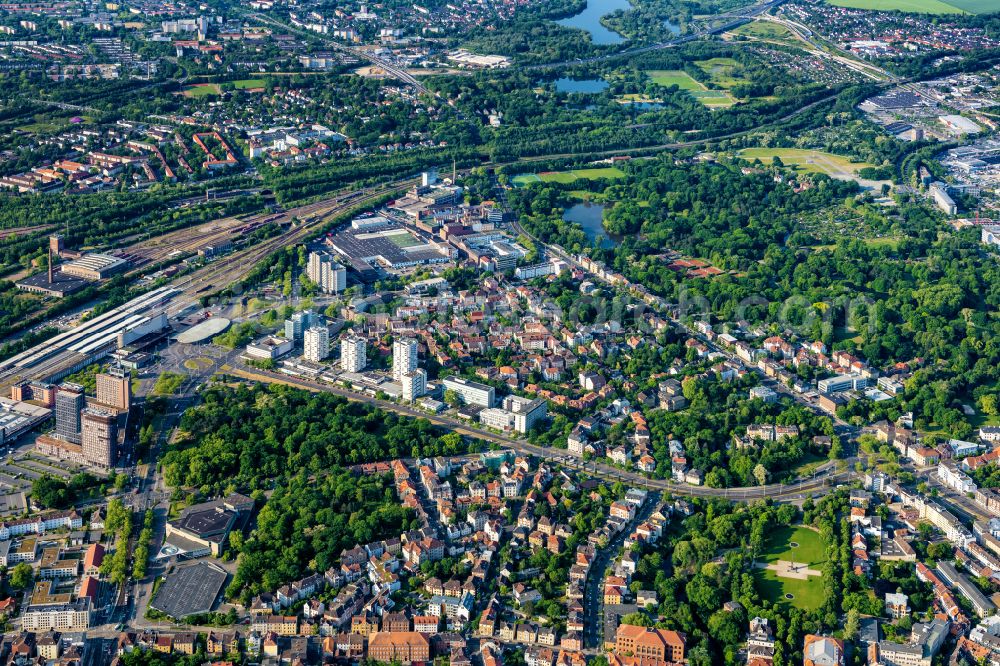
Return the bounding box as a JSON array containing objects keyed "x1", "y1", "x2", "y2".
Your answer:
[
  {"x1": 341, "y1": 335, "x2": 367, "y2": 373},
  {"x1": 307, "y1": 251, "x2": 347, "y2": 294},
  {"x1": 401, "y1": 369, "x2": 427, "y2": 402},
  {"x1": 392, "y1": 338, "x2": 418, "y2": 381},
  {"x1": 303, "y1": 326, "x2": 330, "y2": 362}
]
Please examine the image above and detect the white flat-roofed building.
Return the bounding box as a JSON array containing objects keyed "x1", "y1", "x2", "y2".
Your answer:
[
  {"x1": 22, "y1": 598, "x2": 91, "y2": 631},
  {"x1": 446, "y1": 50, "x2": 511, "y2": 69},
  {"x1": 479, "y1": 407, "x2": 514, "y2": 431},
  {"x1": 442, "y1": 376, "x2": 494, "y2": 408},
  {"x1": 245, "y1": 336, "x2": 294, "y2": 361},
  {"x1": 503, "y1": 395, "x2": 547, "y2": 434},
  {"x1": 817, "y1": 374, "x2": 868, "y2": 395},
  {"x1": 930, "y1": 182, "x2": 957, "y2": 216},
  {"x1": 350, "y1": 215, "x2": 393, "y2": 231},
  {"x1": 939, "y1": 114, "x2": 982, "y2": 136},
  {"x1": 938, "y1": 461, "x2": 977, "y2": 494}
]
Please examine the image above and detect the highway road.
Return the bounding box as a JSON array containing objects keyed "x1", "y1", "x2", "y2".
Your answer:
[
  {"x1": 756, "y1": 15, "x2": 894, "y2": 82},
  {"x1": 249, "y1": 13, "x2": 430, "y2": 95}
]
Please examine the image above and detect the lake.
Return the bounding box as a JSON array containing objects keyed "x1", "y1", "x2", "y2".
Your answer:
[
  {"x1": 664, "y1": 18, "x2": 680, "y2": 35},
  {"x1": 564, "y1": 202, "x2": 621, "y2": 248},
  {"x1": 555, "y1": 0, "x2": 631, "y2": 45},
  {"x1": 555, "y1": 77, "x2": 609, "y2": 94}
]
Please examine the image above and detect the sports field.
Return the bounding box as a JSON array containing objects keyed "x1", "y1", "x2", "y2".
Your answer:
[
  {"x1": 183, "y1": 83, "x2": 221, "y2": 98},
  {"x1": 183, "y1": 79, "x2": 267, "y2": 97},
  {"x1": 738, "y1": 148, "x2": 874, "y2": 179},
  {"x1": 826, "y1": 0, "x2": 973, "y2": 13},
  {"x1": 511, "y1": 167, "x2": 626, "y2": 187},
  {"x1": 691, "y1": 90, "x2": 734, "y2": 107},
  {"x1": 386, "y1": 230, "x2": 423, "y2": 248},
  {"x1": 232, "y1": 78, "x2": 266, "y2": 89},
  {"x1": 754, "y1": 525, "x2": 828, "y2": 611}
]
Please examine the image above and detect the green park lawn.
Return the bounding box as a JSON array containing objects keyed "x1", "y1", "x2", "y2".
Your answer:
[
  {"x1": 647, "y1": 69, "x2": 735, "y2": 107},
  {"x1": 646, "y1": 70, "x2": 703, "y2": 90},
  {"x1": 826, "y1": 0, "x2": 967, "y2": 12},
  {"x1": 754, "y1": 525, "x2": 828, "y2": 611},
  {"x1": 761, "y1": 525, "x2": 827, "y2": 566},
  {"x1": 233, "y1": 78, "x2": 267, "y2": 89},
  {"x1": 731, "y1": 21, "x2": 799, "y2": 43},
  {"x1": 755, "y1": 570, "x2": 827, "y2": 610},
  {"x1": 738, "y1": 148, "x2": 874, "y2": 179},
  {"x1": 512, "y1": 168, "x2": 626, "y2": 187},
  {"x1": 694, "y1": 57, "x2": 748, "y2": 89},
  {"x1": 183, "y1": 83, "x2": 221, "y2": 98}
]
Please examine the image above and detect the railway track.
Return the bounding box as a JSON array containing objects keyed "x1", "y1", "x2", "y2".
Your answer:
[{"x1": 169, "y1": 180, "x2": 410, "y2": 302}]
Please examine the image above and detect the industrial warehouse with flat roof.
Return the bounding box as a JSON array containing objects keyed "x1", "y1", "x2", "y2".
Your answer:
[{"x1": 327, "y1": 224, "x2": 453, "y2": 270}]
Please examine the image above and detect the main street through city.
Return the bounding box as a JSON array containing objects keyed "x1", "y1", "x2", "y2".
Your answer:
[
  {"x1": 582, "y1": 492, "x2": 659, "y2": 651},
  {"x1": 223, "y1": 361, "x2": 854, "y2": 503}
]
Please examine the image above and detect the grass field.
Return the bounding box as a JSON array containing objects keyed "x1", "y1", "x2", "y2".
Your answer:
[
  {"x1": 183, "y1": 79, "x2": 267, "y2": 98},
  {"x1": 731, "y1": 21, "x2": 799, "y2": 42},
  {"x1": 694, "y1": 57, "x2": 748, "y2": 90},
  {"x1": 233, "y1": 78, "x2": 266, "y2": 89},
  {"x1": 970, "y1": 405, "x2": 1000, "y2": 428},
  {"x1": 183, "y1": 83, "x2": 221, "y2": 98},
  {"x1": 512, "y1": 174, "x2": 543, "y2": 186},
  {"x1": 618, "y1": 93, "x2": 663, "y2": 102},
  {"x1": 646, "y1": 70, "x2": 702, "y2": 90},
  {"x1": 17, "y1": 114, "x2": 92, "y2": 134},
  {"x1": 691, "y1": 90, "x2": 734, "y2": 107},
  {"x1": 761, "y1": 526, "x2": 827, "y2": 566},
  {"x1": 826, "y1": 0, "x2": 967, "y2": 12},
  {"x1": 947, "y1": 0, "x2": 1000, "y2": 11},
  {"x1": 512, "y1": 167, "x2": 626, "y2": 187},
  {"x1": 646, "y1": 69, "x2": 735, "y2": 107},
  {"x1": 738, "y1": 148, "x2": 874, "y2": 179},
  {"x1": 755, "y1": 525, "x2": 828, "y2": 611},
  {"x1": 17, "y1": 121, "x2": 66, "y2": 134},
  {"x1": 182, "y1": 357, "x2": 214, "y2": 371}
]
